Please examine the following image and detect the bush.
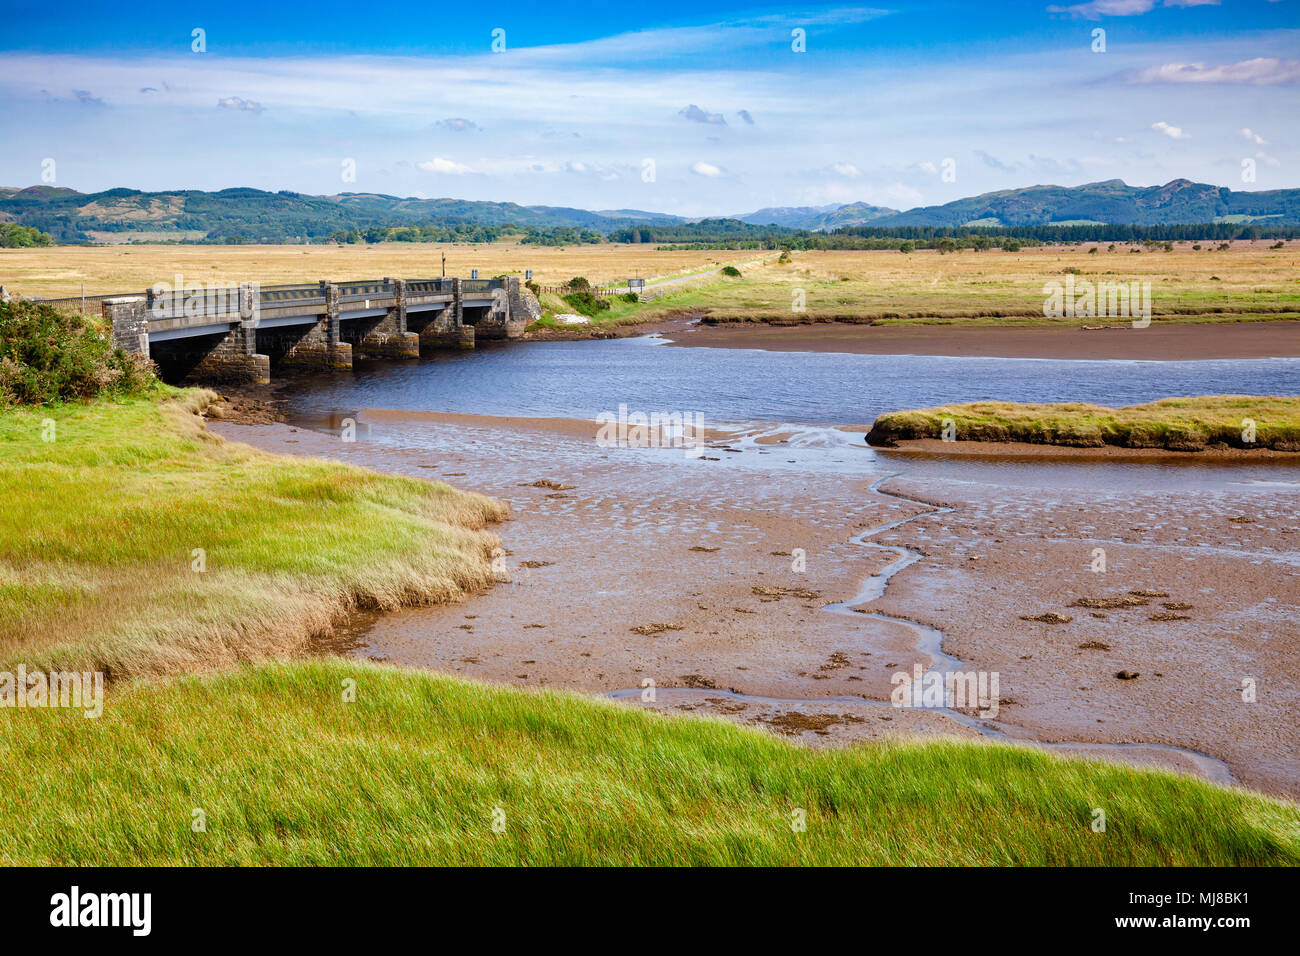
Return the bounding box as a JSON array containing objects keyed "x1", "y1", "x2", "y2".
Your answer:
[
  {"x1": 720, "y1": 265, "x2": 742, "y2": 277},
  {"x1": 621, "y1": 292, "x2": 639, "y2": 303},
  {"x1": 899, "y1": 241, "x2": 915, "y2": 254},
  {"x1": 567, "y1": 277, "x2": 591, "y2": 291},
  {"x1": 0, "y1": 300, "x2": 156, "y2": 405},
  {"x1": 561, "y1": 290, "x2": 611, "y2": 317}
]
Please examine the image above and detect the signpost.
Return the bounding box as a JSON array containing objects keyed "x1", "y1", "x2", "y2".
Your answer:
[{"x1": 627, "y1": 278, "x2": 646, "y2": 291}]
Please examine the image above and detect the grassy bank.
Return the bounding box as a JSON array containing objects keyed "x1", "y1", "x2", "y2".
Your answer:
[
  {"x1": 866, "y1": 396, "x2": 1300, "y2": 451},
  {"x1": 2, "y1": 657, "x2": 1296, "y2": 865},
  {"x1": 0, "y1": 391, "x2": 506, "y2": 679}
]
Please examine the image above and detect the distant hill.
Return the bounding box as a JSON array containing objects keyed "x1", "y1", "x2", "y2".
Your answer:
[
  {"x1": 0, "y1": 187, "x2": 695, "y2": 243},
  {"x1": 3, "y1": 179, "x2": 1298, "y2": 243},
  {"x1": 873, "y1": 179, "x2": 1300, "y2": 228},
  {"x1": 732, "y1": 203, "x2": 897, "y2": 230}
]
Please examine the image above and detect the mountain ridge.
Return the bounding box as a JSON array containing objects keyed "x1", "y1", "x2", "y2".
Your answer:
[{"x1": 3, "y1": 179, "x2": 1299, "y2": 242}]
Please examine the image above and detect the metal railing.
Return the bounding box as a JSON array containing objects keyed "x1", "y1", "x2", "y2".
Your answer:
[
  {"x1": 406, "y1": 278, "x2": 454, "y2": 295},
  {"x1": 24, "y1": 275, "x2": 510, "y2": 319}
]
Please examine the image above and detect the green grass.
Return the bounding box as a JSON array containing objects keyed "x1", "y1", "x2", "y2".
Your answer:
[
  {"x1": 0, "y1": 391, "x2": 506, "y2": 679},
  {"x1": 1, "y1": 657, "x2": 1295, "y2": 865},
  {"x1": 867, "y1": 396, "x2": 1300, "y2": 451}
]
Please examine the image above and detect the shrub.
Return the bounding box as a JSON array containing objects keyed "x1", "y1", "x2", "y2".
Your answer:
[
  {"x1": 899, "y1": 241, "x2": 915, "y2": 254},
  {"x1": 566, "y1": 277, "x2": 591, "y2": 291},
  {"x1": 561, "y1": 290, "x2": 611, "y2": 317},
  {"x1": 0, "y1": 300, "x2": 157, "y2": 405},
  {"x1": 720, "y1": 265, "x2": 742, "y2": 277},
  {"x1": 621, "y1": 292, "x2": 639, "y2": 303}
]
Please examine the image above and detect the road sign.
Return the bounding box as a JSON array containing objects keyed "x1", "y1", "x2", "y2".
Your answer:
[{"x1": 627, "y1": 278, "x2": 646, "y2": 290}]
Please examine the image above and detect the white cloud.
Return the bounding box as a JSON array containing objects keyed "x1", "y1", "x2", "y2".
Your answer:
[
  {"x1": 830, "y1": 162, "x2": 861, "y2": 177},
  {"x1": 1047, "y1": 0, "x2": 1218, "y2": 18},
  {"x1": 418, "y1": 156, "x2": 473, "y2": 175},
  {"x1": 217, "y1": 95, "x2": 264, "y2": 113},
  {"x1": 1240, "y1": 128, "x2": 1268, "y2": 145},
  {"x1": 1152, "y1": 120, "x2": 1189, "y2": 139},
  {"x1": 1133, "y1": 57, "x2": 1300, "y2": 85},
  {"x1": 690, "y1": 161, "x2": 723, "y2": 177}
]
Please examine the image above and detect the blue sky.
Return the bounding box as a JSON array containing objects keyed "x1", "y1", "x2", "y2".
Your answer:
[{"x1": 0, "y1": 0, "x2": 1295, "y2": 214}]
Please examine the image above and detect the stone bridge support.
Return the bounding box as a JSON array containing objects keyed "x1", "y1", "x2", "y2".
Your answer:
[
  {"x1": 472, "y1": 277, "x2": 533, "y2": 341},
  {"x1": 411, "y1": 277, "x2": 474, "y2": 349},
  {"x1": 104, "y1": 295, "x2": 269, "y2": 386},
  {"x1": 278, "y1": 281, "x2": 352, "y2": 369},
  {"x1": 105, "y1": 296, "x2": 149, "y2": 355},
  {"x1": 353, "y1": 278, "x2": 419, "y2": 359}
]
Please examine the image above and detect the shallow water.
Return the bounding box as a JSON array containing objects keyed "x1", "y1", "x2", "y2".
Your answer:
[{"x1": 281, "y1": 333, "x2": 1300, "y2": 491}]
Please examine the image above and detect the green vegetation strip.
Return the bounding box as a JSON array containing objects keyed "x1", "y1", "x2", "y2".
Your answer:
[
  {"x1": 2, "y1": 658, "x2": 1296, "y2": 865},
  {"x1": 867, "y1": 396, "x2": 1300, "y2": 451},
  {"x1": 0, "y1": 392, "x2": 506, "y2": 679}
]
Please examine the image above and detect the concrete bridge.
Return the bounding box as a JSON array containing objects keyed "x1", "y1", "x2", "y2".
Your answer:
[{"x1": 104, "y1": 276, "x2": 538, "y2": 385}]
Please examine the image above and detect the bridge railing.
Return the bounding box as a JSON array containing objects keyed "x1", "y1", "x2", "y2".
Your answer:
[
  {"x1": 258, "y1": 283, "x2": 326, "y2": 306},
  {"x1": 337, "y1": 279, "x2": 395, "y2": 302},
  {"x1": 406, "y1": 278, "x2": 455, "y2": 295}
]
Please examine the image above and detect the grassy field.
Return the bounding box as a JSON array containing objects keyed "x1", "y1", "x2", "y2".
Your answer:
[
  {"x1": 4, "y1": 241, "x2": 1297, "y2": 328},
  {"x1": 2, "y1": 657, "x2": 1296, "y2": 866},
  {"x1": 0, "y1": 390, "x2": 506, "y2": 679},
  {"x1": 0, "y1": 240, "x2": 747, "y2": 296},
  {"x1": 866, "y1": 395, "x2": 1300, "y2": 451}
]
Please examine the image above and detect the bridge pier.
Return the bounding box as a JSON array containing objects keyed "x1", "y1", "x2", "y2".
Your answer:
[
  {"x1": 409, "y1": 277, "x2": 474, "y2": 349},
  {"x1": 105, "y1": 295, "x2": 270, "y2": 386},
  {"x1": 279, "y1": 281, "x2": 352, "y2": 369},
  {"x1": 469, "y1": 277, "x2": 531, "y2": 340},
  {"x1": 354, "y1": 278, "x2": 419, "y2": 359},
  {"x1": 185, "y1": 321, "x2": 271, "y2": 386}
]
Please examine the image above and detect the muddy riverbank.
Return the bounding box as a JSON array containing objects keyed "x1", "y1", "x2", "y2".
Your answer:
[{"x1": 210, "y1": 407, "x2": 1299, "y2": 797}]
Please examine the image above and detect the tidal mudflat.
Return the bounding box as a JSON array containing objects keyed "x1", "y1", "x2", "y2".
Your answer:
[{"x1": 211, "y1": 333, "x2": 1300, "y2": 798}]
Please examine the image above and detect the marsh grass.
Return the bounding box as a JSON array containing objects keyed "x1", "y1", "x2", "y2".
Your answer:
[
  {"x1": 867, "y1": 396, "x2": 1300, "y2": 451},
  {"x1": 0, "y1": 391, "x2": 506, "y2": 678},
  {"x1": 1, "y1": 658, "x2": 1295, "y2": 865},
  {"x1": 9, "y1": 243, "x2": 1296, "y2": 327}
]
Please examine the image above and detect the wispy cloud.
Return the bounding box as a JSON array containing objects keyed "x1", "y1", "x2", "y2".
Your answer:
[
  {"x1": 1132, "y1": 57, "x2": 1300, "y2": 84},
  {"x1": 1240, "y1": 127, "x2": 1268, "y2": 145},
  {"x1": 418, "y1": 156, "x2": 473, "y2": 174},
  {"x1": 1152, "y1": 120, "x2": 1189, "y2": 139},
  {"x1": 1047, "y1": 0, "x2": 1218, "y2": 19},
  {"x1": 217, "y1": 95, "x2": 264, "y2": 113},
  {"x1": 690, "y1": 161, "x2": 723, "y2": 177}
]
